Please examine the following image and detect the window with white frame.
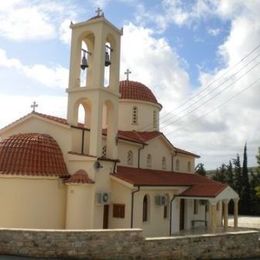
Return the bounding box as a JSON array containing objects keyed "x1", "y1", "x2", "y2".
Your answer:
[
  {"x1": 175, "y1": 159, "x2": 180, "y2": 171},
  {"x1": 127, "y1": 150, "x2": 133, "y2": 165},
  {"x1": 147, "y1": 154, "x2": 152, "y2": 168},
  {"x1": 162, "y1": 156, "x2": 166, "y2": 170},
  {"x1": 132, "y1": 106, "x2": 138, "y2": 124},
  {"x1": 153, "y1": 110, "x2": 157, "y2": 129},
  {"x1": 102, "y1": 145, "x2": 106, "y2": 157}
]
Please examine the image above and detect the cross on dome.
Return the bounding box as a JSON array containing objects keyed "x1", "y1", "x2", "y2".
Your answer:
[
  {"x1": 95, "y1": 7, "x2": 103, "y2": 17},
  {"x1": 31, "y1": 101, "x2": 38, "y2": 112},
  {"x1": 124, "y1": 69, "x2": 132, "y2": 81}
]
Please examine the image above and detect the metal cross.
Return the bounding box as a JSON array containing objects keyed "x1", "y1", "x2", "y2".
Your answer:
[
  {"x1": 124, "y1": 69, "x2": 132, "y2": 81},
  {"x1": 31, "y1": 101, "x2": 38, "y2": 112},
  {"x1": 95, "y1": 7, "x2": 103, "y2": 17}
]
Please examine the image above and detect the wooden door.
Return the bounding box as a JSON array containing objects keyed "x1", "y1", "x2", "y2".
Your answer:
[
  {"x1": 179, "y1": 199, "x2": 185, "y2": 231},
  {"x1": 103, "y1": 205, "x2": 109, "y2": 229}
]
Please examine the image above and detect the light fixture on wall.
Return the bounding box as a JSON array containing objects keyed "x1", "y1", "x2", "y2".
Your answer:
[
  {"x1": 80, "y1": 48, "x2": 91, "y2": 70},
  {"x1": 94, "y1": 160, "x2": 103, "y2": 169},
  {"x1": 105, "y1": 45, "x2": 113, "y2": 67}
]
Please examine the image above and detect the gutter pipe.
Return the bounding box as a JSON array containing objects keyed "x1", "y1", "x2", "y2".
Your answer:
[{"x1": 131, "y1": 186, "x2": 140, "y2": 228}]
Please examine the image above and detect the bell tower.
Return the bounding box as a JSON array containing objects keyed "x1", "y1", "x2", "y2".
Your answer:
[{"x1": 66, "y1": 10, "x2": 122, "y2": 159}]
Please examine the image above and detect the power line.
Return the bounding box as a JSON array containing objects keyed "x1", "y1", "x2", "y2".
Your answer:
[
  {"x1": 158, "y1": 53, "x2": 260, "y2": 129},
  {"x1": 160, "y1": 62, "x2": 259, "y2": 131},
  {"x1": 138, "y1": 43, "x2": 260, "y2": 131},
  {"x1": 164, "y1": 77, "x2": 260, "y2": 137}
]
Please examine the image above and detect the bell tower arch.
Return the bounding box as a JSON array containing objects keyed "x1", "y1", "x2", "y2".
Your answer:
[{"x1": 66, "y1": 11, "x2": 122, "y2": 159}]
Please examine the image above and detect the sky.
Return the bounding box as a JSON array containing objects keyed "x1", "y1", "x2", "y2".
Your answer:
[{"x1": 0, "y1": 0, "x2": 259, "y2": 170}]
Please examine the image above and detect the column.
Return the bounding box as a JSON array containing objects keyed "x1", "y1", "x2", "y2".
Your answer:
[
  {"x1": 223, "y1": 200, "x2": 229, "y2": 230},
  {"x1": 233, "y1": 198, "x2": 239, "y2": 228},
  {"x1": 209, "y1": 201, "x2": 217, "y2": 233}
]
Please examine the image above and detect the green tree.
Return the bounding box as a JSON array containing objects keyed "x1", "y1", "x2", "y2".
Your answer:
[
  {"x1": 232, "y1": 154, "x2": 242, "y2": 197},
  {"x1": 240, "y1": 143, "x2": 251, "y2": 214},
  {"x1": 226, "y1": 160, "x2": 234, "y2": 188},
  {"x1": 195, "y1": 163, "x2": 207, "y2": 176},
  {"x1": 213, "y1": 164, "x2": 227, "y2": 183}
]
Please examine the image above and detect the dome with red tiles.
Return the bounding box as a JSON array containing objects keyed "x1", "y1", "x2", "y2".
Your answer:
[
  {"x1": 119, "y1": 80, "x2": 161, "y2": 107},
  {"x1": 0, "y1": 133, "x2": 68, "y2": 177},
  {"x1": 65, "y1": 169, "x2": 95, "y2": 184}
]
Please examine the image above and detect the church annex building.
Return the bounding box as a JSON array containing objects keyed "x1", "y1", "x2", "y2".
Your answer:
[{"x1": 0, "y1": 12, "x2": 239, "y2": 237}]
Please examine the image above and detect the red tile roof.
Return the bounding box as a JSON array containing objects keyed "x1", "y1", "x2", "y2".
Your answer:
[
  {"x1": 180, "y1": 183, "x2": 227, "y2": 197},
  {"x1": 0, "y1": 133, "x2": 68, "y2": 177},
  {"x1": 112, "y1": 166, "x2": 226, "y2": 197},
  {"x1": 1, "y1": 112, "x2": 199, "y2": 157},
  {"x1": 65, "y1": 169, "x2": 95, "y2": 184},
  {"x1": 119, "y1": 80, "x2": 162, "y2": 107}
]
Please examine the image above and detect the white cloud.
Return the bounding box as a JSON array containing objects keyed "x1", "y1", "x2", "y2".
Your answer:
[
  {"x1": 164, "y1": 1, "x2": 260, "y2": 169},
  {"x1": 0, "y1": 48, "x2": 68, "y2": 89},
  {"x1": 0, "y1": 0, "x2": 76, "y2": 42},
  {"x1": 121, "y1": 23, "x2": 191, "y2": 109},
  {"x1": 59, "y1": 19, "x2": 72, "y2": 44},
  {"x1": 207, "y1": 28, "x2": 221, "y2": 36},
  {"x1": 0, "y1": 94, "x2": 67, "y2": 129}
]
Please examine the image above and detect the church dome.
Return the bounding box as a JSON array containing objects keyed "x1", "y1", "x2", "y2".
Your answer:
[
  {"x1": 119, "y1": 80, "x2": 161, "y2": 107},
  {"x1": 0, "y1": 133, "x2": 68, "y2": 177}
]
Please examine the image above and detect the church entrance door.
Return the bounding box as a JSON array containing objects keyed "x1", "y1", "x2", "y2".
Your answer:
[{"x1": 103, "y1": 205, "x2": 109, "y2": 229}]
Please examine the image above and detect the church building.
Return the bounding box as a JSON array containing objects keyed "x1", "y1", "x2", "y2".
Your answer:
[{"x1": 0, "y1": 11, "x2": 239, "y2": 237}]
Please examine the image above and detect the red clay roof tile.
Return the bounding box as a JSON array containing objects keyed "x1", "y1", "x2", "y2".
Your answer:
[
  {"x1": 119, "y1": 80, "x2": 162, "y2": 107},
  {"x1": 112, "y1": 166, "x2": 226, "y2": 197},
  {"x1": 0, "y1": 133, "x2": 68, "y2": 177},
  {"x1": 65, "y1": 169, "x2": 95, "y2": 184}
]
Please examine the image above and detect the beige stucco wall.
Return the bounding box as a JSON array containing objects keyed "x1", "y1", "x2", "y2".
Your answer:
[
  {"x1": 65, "y1": 184, "x2": 95, "y2": 229},
  {"x1": 117, "y1": 141, "x2": 140, "y2": 168},
  {"x1": 118, "y1": 100, "x2": 161, "y2": 131},
  {"x1": 139, "y1": 137, "x2": 173, "y2": 171},
  {"x1": 109, "y1": 179, "x2": 132, "y2": 229},
  {"x1": 0, "y1": 176, "x2": 66, "y2": 229},
  {"x1": 133, "y1": 188, "x2": 177, "y2": 237},
  {"x1": 174, "y1": 154, "x2": 195, "y2": 173}
]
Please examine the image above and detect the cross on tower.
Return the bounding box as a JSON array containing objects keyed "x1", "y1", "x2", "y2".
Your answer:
[
  {"x1": 31, "y1": 101, "x2": 38, "y2": 112},
  {"x1": 124, "y1": 69, "x2": 132, "y2": 81},
  {"x1": 95, "y1": 7, "x2": 103, "y2": 17}
]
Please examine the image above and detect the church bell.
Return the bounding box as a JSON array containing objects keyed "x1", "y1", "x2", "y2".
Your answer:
[
  {"x1": 105, "y1": 51, "x2": 111, "y2": 66},
  {"x1": 80, "y1": 53, "x2": 88, "y2": 70}
]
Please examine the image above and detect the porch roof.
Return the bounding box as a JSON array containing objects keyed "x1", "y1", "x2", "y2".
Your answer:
[{"x1": 112, "y1": 166, "x2": 227, "y2": 197}]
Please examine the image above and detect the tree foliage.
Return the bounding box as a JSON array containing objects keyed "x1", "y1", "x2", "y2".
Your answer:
[
  {"x1": 195, "y1": 163, "x2": 207, "y2": 176},
  {"x1": 211, "y1": 145, "x2": 260, "y2": 216}
]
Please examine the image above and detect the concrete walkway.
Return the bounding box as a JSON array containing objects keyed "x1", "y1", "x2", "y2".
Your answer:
[{"x1": 228, "y1": 215, "x2": 260, "y2": 229}]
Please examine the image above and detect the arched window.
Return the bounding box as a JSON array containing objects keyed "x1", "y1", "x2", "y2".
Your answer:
[
  {"x1": 147, "y1": 154, "x2": 152, "y2": 168},
  {"x1": 102, "y1": 145, "x2": 106, "y2": 158},
  {"x1": 132, "y1": 106, "x2": 138, "y2": 124},
  {"x1": 176, "y1": 159, "x2": 180, "y2": 171},
  {"x1": 153, "y1": 110, "x2": 157, "y2": 129},
  {"x1": 187, "y1": 161, "x2": 191, "y2": 172},
  {"x1": 127, "y1": 150, "x2": 133, "y2": 165},
  {"x1": 143, "y1": 195, "x2": 149, "y2": 222},
  {"x1": 162, "y1": 156, "x2": 166, "y2": 170}
]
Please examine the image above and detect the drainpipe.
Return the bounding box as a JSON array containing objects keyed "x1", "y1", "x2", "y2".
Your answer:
[
  {"x1": 113, "y1": 160, "x2": 118, "y2": 174},
  {"x1": 169, "y1": 195, "x2": 177, "y2": 236},
  {"x1": 131, "y1": 186, "x2": 140, "y2": 228},
  {"x1": 81, "y1": 129, "x2": 85, "y2": 154},
  {"x1": 138, "y1": 144, "x2": 145, "y2": 169}
]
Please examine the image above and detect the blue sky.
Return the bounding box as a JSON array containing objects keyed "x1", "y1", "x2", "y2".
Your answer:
[{"x1": 0, "y1": 0, "x2": 260, "y2": 169}]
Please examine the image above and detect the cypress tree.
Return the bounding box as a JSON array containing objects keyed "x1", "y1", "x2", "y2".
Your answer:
[{"x1": 240, "y1": 143, "x2": 251, "y2": 214}]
